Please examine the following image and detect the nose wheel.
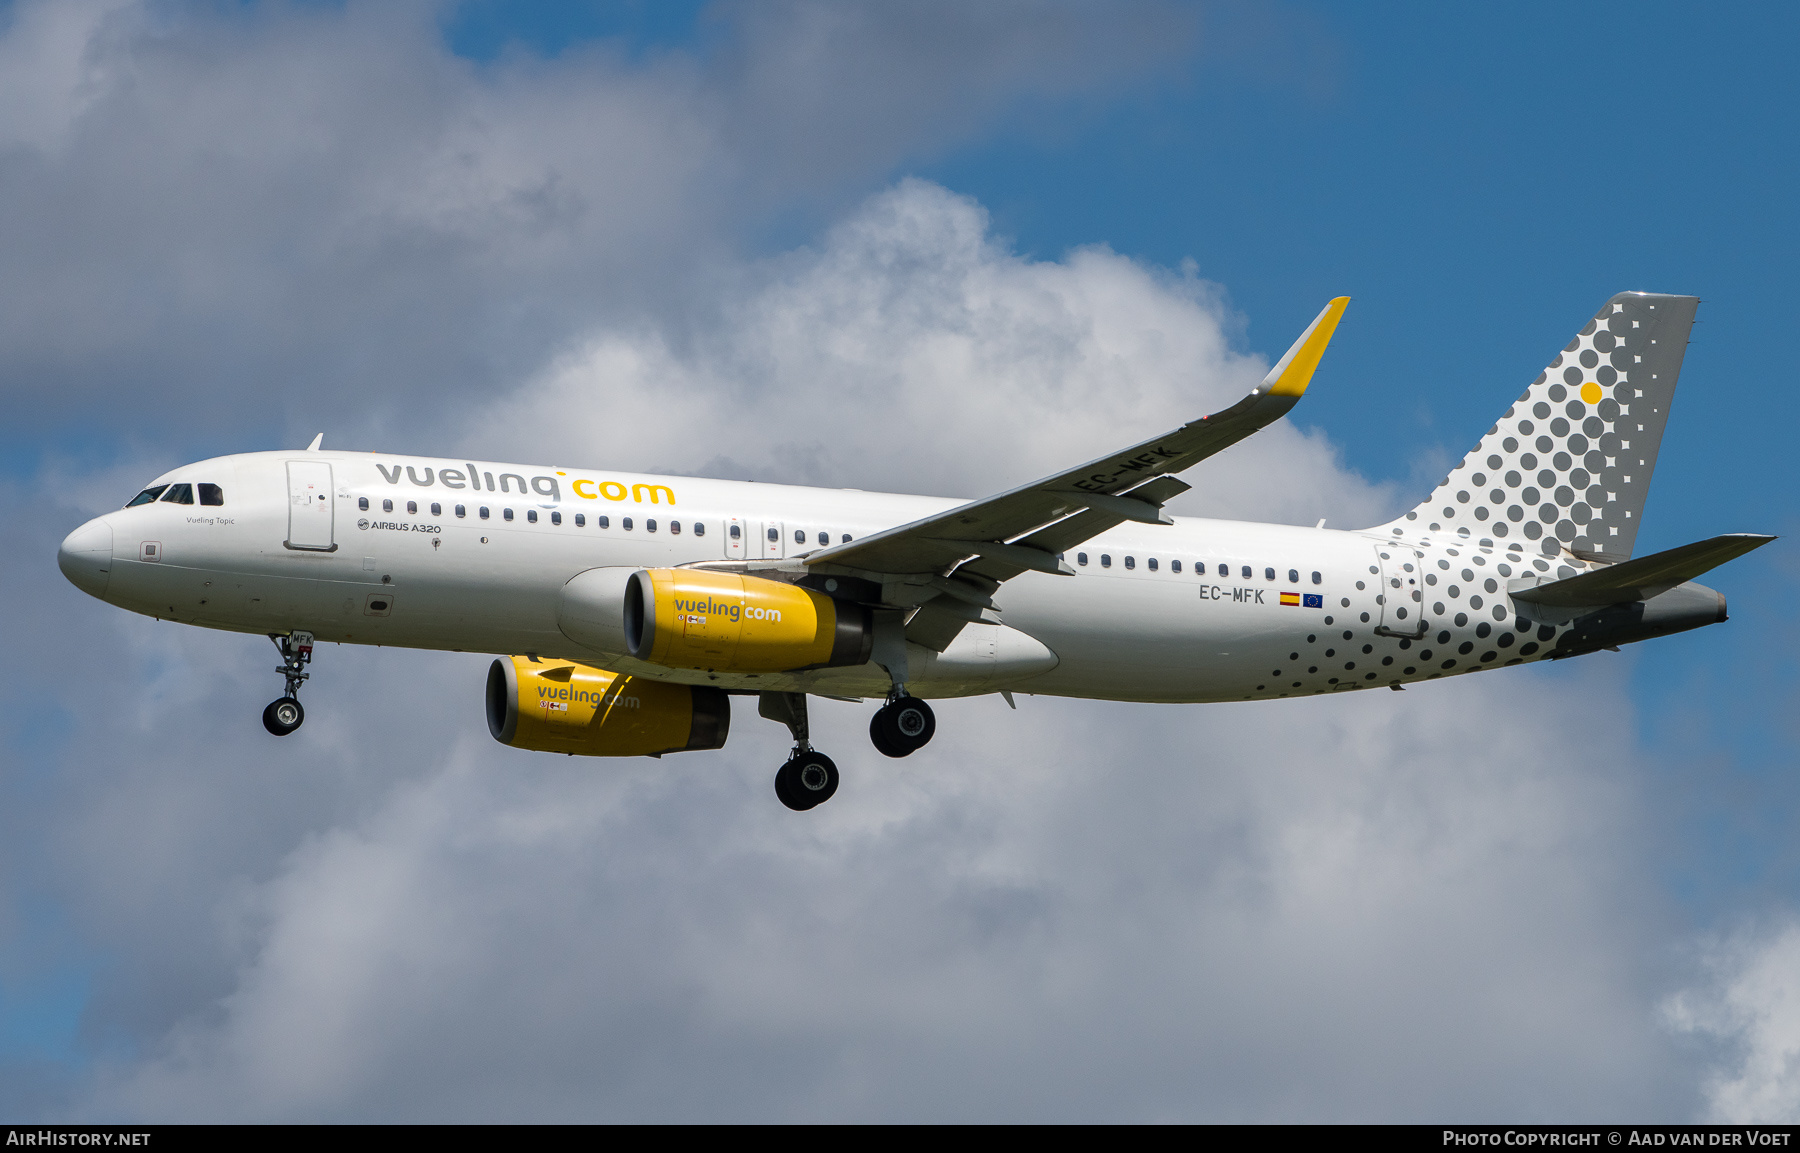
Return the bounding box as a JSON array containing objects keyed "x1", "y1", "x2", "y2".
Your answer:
[
  {"x1": 870, "y1": 692, "x2": 934, "y2": 757},
  {"x1": 262, "y1": 696, "x2": 304, "y2": 736},
  {"x1": 263, "y1": 631, "x2": 314, "y2": 736}
]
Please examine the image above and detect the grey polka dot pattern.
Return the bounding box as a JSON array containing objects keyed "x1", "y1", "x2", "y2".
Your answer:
[{"x1": 1385, "y1": 293, "x2": 1698, "y2": 562}]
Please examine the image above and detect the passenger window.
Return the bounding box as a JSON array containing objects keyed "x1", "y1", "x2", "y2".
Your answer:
[
  {"x1": 358, "y1": 497, "x2": 369, "y2": 511},
  {"x1": 574, "y1": 513, "x2": 585, "y2": 527},
  {"x1": 1312, "y1": 571, "x2": 1322, "y2": 584},
  {"x1": 693, "y1": 522, "x2": 704, "y2": 537},
  {"x1": 670, "y1": 521, "x2": 681, "y2": 534},
  {"x1": 526, "y1": 510, "x2": 537, "y2": 523},
  {"x1": 1264, "y1": 567, "x2": 1275, "y2": 581},
  {"x1": 551, "y1": 511, "x2": 562, "y2": 525},
  {"x1": 1241, "y1": 565, "x2": 1251, "y2": 579},
  {"x1": 161, "y1": 483, "x2": 194, "y2": 504},
  {"x1": 126, "y1": 485, "x2": 169, "y2": 507},
  {"x1": 647, "y1": 519, "x2": 657, "y2": 532},
  {"x1": 430, "y1": 502, "x2": 441, "y2": 516},
  {"x1": 1288, "y1": 569, "x2": 1299, "y2": 584},
  {"x1": 407, "y1": 501, "x2": 418, "y2": 514},
  {"x1": 842, "y1": 534, "x2": 851, "y2": 543},
  {"x1": 1077, "y1": 552, "x2": 1088, "y2": 566},
  {"x1": 1218, "y1": 564, "x2": 1229, "y2": 577},
  {"x1": 818, "y1": 531, "x2": 828, "y2": 546},
  {"x1": 455, "y1": 505, "x2": 466, "y2": 518},
  {"x1": 794, "y1": 529, "x2": 805, "y2": 544},
  {"x1": 1148, "y1": 558, "x2": 1158, "y2": 572},
  {"x1": 1101, "y1": 554, "x2": 1112, "y2": 568},
  {"x1": 504, "y1": 509, "x2": 515, "y2": 521},
  {"x1": 624, "y1": 518, "x2": 634, "y2": 531},
  {"x1": 599, "y1": 516, "x2": 610, "y2": 529},
  {"x1": 1124, "y1": 556, "x2": 1136, "y2": 570},
  {"x1": 383, "y1": 499, "x2": 393, "y2": 513},
  {"x1": 1172, "y1": 560, "x2": 1182, "y2": 573},
  {"x1": 729, "y1": 525, "x2": 741, "y2": 539},
  {"x1": 198, "y1": 484, "x2": 224, "y2": 506},
  {"x1": 479, "y1": 507, "x2": 490, "y2": 519},
  {"x1": 767, "y1": 527, "x2": 778, "y2": 542}
]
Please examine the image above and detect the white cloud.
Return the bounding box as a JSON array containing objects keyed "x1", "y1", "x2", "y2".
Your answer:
[
  {"x1": 1666, "y1": 920, "x2": 1800, "y2": 1123},
  {"x1": 78, "y1": 659, "x2": 1681, "y2": 1121},
  {"x1": 478, "y1": 179, "x2": 1396, "y2": 528},
  {"x1": 0, "y1": 0, "x2": 1193, "y2": 443}
]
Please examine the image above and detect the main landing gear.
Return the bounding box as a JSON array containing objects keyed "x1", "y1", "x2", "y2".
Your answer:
[
  {"x1": 758, "y1": 687, "x2": 937, "y2": 811},
  {"x1": 870, "y1": 689, "x2": 935, "y2": 758},
  {"x1": 760, "y1": 692, "x2": 838, "y2": 811},
  {"x1": 262, "y1": 631, "x2": 314, "y2": 737}
]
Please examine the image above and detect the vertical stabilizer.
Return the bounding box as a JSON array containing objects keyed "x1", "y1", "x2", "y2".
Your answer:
[{"x1": 1383, "y1": 292, "x2": 1698, "y2": 561}]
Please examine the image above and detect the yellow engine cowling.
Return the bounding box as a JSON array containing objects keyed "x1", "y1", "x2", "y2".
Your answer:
[
  {"x1": 486, "y1": 656, "x2": 730, "y2": 757},
  {"x1": 623, "y1": 569, "x2": 873, "y2": 673}
]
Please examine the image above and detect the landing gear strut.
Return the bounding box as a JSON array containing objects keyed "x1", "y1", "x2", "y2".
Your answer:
[
  {"x1": 263, "y1": 631, "x2": 313, "y2": 736},
  {"x1": 870, "y1": 688, "x2": 935, "y2": 758},
  {"x1": 760, "y1": 692, "x2": 838, "y2": 811}
]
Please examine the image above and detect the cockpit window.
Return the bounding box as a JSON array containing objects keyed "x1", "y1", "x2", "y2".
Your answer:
[
  {"x1": 198, "y1": 483, "x2": 224, "y2": 506},
  {"x1": 126, "y1": 485, "x2": 169, "y2": 507},
  {"x1": 160, "y1": 483, "x2": 194, "y2": 505}
]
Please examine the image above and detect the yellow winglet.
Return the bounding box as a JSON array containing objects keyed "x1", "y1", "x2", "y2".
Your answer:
[{"x1": 1262, "y1": 296, "x2": 1350, "y2": 397}]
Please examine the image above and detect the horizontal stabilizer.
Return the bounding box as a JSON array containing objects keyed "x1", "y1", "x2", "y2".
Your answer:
[{"x1": 1510, "y1": 533, "x2": 1774, "y2": 607}]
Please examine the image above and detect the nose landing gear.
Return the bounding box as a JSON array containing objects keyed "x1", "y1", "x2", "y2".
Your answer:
[
  {"x1": 870, "y1": 690, "x2": 935, "y2": 758},
  {"x1": 262, "y1": 631, "x2": 314, "y2": 736},
  {"x1": 760, "y1": 691, "x2": 839, "y2": 811}
]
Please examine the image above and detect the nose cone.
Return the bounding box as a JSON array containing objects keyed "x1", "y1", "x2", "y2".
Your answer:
[{"x1": 58, "y1": 517, "x2": 114, "y2": 599}]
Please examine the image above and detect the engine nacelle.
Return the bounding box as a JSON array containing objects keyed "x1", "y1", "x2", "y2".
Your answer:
[
  {"x1": 624, "y1": 568, "x2": 872, "y2": 672},
  {"x1": 486, "y1": 656, "x2": 730, "y2": 757}
]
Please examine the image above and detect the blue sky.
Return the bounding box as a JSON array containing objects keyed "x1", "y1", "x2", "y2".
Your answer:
[{"x1": 3, "y1": 0, "x2": 1798, "y2": 1120}]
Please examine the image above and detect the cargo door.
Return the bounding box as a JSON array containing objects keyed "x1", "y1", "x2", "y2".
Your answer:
[{"x1": 286, "y1": 461, "x2": 336, "y2": 551}]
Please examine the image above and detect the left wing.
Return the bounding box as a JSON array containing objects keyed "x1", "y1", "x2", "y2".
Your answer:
[{"x1": 799, "y1": 297, "x2": 1350, "y2": 648}]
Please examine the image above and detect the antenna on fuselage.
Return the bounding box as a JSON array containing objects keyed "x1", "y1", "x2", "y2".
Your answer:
[{"x1": 305, "y1": 433, "x2": 323, "y2": 451}]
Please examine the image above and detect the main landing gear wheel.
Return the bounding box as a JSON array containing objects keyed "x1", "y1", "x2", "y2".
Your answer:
[
  {"x1": 775, "y1": 750, "x2": 839, "y2": 811},
  {"x1": 871, "y1": 695, "x2": 935, "y2": 758},
  {"x1": 262, "y1": 697, "x2": 304, "y2": 736}
]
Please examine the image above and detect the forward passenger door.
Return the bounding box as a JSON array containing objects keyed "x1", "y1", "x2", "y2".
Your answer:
[{"x1": 285, "y1": 461, "x2": 336, "y2": 552}]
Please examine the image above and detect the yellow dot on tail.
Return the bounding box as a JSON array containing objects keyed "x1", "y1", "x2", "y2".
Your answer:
[{"x1": 1580, "y1": 381, "x2": 1602, "y2": 404}]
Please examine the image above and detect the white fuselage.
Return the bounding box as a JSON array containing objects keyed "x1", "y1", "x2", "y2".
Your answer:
[{"x1": 64, "y1": 450, "x2": 1581, "y2": 703}]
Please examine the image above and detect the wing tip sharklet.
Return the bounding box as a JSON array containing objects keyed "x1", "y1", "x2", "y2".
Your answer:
[{"x1": 1261, "y1": 296, "x2": 1350, "y2": 398}]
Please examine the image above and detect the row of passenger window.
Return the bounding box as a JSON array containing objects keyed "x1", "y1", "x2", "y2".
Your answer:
[
  {"x1": 356, "y1": 496, "x2": 704, "y2": 534},
  {"x1": 1074, "y1": 551, "x2": 1324, "y2": 584},
  {"x1": 126, "y1": 483, "x2": 224, "y2": 507}
]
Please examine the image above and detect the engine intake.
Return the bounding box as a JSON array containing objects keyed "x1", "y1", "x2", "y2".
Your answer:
[
  {"x1": 620, "y1": 568, "x2": 872, "y2": 673},
  {"x1": 486, "y1": 656, "x2": 729, "y2": 757}
]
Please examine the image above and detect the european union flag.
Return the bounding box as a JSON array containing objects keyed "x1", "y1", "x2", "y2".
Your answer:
[{"x1": 1302, "y1": 593, "x2": 1323, "y2": 608}]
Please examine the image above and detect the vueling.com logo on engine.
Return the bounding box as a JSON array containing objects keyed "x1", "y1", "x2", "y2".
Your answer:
[{"x1": 672, "y1": 596, "x2": 784, "y2": 623}]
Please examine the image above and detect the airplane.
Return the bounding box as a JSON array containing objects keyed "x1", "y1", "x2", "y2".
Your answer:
[{"x1": 57, "y1": 292, "x2": 1772, "y2": 811}]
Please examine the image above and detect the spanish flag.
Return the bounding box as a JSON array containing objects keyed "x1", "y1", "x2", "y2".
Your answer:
[{"x1": 1279, "y1": 591, "x2": 1301, "y2": 607}]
